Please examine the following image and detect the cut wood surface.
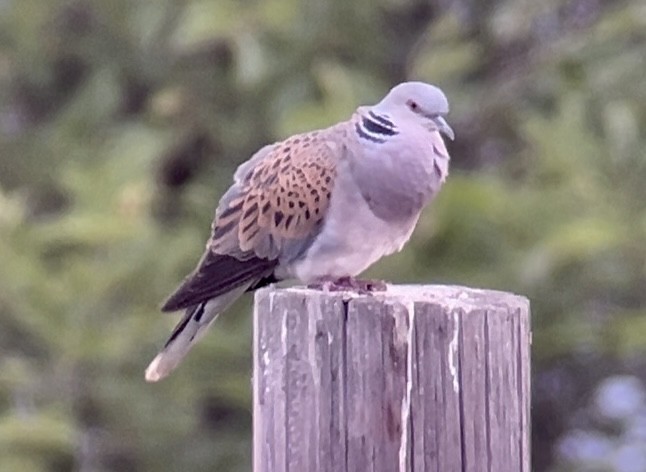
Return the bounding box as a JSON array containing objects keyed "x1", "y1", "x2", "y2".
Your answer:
[{"x1": 253, "y1": 284, "x2": 531, "y2": 472}]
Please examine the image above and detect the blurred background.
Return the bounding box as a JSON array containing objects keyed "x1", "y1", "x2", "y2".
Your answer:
[{"x1": 0, "y1": 0, "x2": 644, "y2": 470}]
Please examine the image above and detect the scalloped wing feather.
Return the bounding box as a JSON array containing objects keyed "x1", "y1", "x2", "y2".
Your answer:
[{"x1": 209, "y1": 129, "x2": 342, "y2": 260}]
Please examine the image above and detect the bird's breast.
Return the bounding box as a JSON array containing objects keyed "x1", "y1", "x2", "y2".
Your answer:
[
  {"x1": 286, "y1": 159, "x2": 420, "y2": 282},
  {"x1": 348, "y1": 131, "x2": 448, "y2": 222}
]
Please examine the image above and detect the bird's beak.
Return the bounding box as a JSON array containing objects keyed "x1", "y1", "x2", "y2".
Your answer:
[{"x1": 433, "y1": 116, "x2": 454, "y2": 141}]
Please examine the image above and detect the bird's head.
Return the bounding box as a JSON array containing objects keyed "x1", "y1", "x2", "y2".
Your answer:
[{"x1": 374, "y1": 81, "x2": 454, "y2": 140}]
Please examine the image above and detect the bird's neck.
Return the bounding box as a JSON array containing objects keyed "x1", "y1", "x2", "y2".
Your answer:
[
  {"x1": 347, "y1": 110, "x2": 450, "y2": 222},
  {"x1": 352, "y1": 108, "x2": 399, "y2": 144}
]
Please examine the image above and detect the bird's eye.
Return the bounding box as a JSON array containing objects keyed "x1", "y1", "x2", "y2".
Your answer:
[{"x1": 407, "y1": 100, "x2": 419, "y2": 111}]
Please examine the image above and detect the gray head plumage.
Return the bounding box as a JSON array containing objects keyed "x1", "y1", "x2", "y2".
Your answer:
[
  {"x1": 378, "y1": 81, "x2": 449, "y2": 113},
  {"x1": 372, "y1": 81, "x2": 454, "y2": 140}
]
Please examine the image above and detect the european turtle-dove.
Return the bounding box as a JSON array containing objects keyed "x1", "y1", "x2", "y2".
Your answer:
[{"x1": 145, "y1": 81, "x2": 454, "y2": 382}]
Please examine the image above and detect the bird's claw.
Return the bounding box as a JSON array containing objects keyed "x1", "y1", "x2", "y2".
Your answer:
[{"x1": 307, "y1": 276, "x2": 387, "y2": 295}]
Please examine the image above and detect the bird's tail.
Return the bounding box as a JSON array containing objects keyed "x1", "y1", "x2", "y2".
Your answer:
[{"x1": 144, "y1": 284, "x2": 250, "y2": 382}]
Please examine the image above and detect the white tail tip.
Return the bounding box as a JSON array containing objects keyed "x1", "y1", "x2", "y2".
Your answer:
[{"x1": 145, "y1": 354, "x2": 170, "y2": 383}]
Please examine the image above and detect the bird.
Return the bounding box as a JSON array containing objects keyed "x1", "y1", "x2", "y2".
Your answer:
[{"x1": 145, "y1": 81, "x2": 454, "y2": 382}]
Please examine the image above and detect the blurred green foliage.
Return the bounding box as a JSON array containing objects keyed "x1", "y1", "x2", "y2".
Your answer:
[{"x1": 0, "y1": 0, "x2": 644, "y2": 470}]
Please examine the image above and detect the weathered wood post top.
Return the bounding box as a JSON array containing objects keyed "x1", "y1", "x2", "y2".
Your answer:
[{"x1": 253, "y1": 284, "x2": 531, "y2": 472}]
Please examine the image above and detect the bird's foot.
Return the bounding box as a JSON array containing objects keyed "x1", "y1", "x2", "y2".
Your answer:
[{"x1": 307, "y1": 276, "x2": 387, "y2": 294}]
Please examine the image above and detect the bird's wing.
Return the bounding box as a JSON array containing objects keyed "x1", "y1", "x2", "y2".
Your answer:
[
  {"x1": 160, "y1": 251, "x2": 277, "y2": 312},
  {"x1": 161, "y1": 128, "x2": 342, "y2": 312},
  {"x1": 211, "y1": 129, "x2": 340, "y2": 258}
]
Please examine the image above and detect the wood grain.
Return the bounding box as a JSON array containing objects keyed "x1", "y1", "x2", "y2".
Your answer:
[{"x1": 253, "y1": 285, "x2": 531, "y2": 472}]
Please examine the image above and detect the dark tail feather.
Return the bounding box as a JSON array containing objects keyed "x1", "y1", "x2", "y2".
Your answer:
[
  {"x1": 145, "y1": 282, "x2": 251, "y2": 382},
  {"x1": 246, "y1": 273, "x2": 281, "y2": 292},
  {"x1": 161, "y1": 251, "x2": 277, "y2": 312}
]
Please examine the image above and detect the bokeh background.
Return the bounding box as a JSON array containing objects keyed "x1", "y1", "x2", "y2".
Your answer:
[{"x1": 0, "y1": 0, "x2": 645, "y2": 470}]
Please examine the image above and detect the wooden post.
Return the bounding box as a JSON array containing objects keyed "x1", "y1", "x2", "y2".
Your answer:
[{"x1": 253, "y1": 284, "x2": 531, "y2": 472}]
